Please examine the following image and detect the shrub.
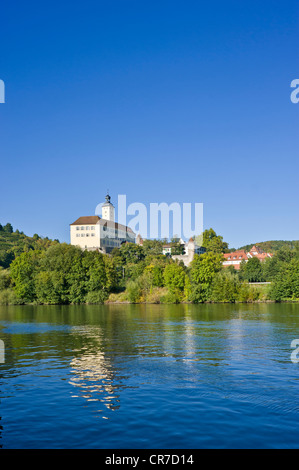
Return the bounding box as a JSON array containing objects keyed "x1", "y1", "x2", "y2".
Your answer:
[
  {"x1": 146, "y1": 287, "x2": 163, "y2": 304},
  {"x1": 0, "y1": 268, "x2": 11, "y2": 290},
  {"x1": 210, "y1": 270, "x2": 240, "y2": 302},
  {"x1": 85, "y1": 290, "x2": 108, "y2": 304},
  {"x1": 126, "y1": 279, "x2": 142, "y2": 303},
  {"x1": 0, "y1": 288, "x2": 19, "y2": 305},
  {"x1": 160, "y1": 288, "x2": 182, "y2": 304}
]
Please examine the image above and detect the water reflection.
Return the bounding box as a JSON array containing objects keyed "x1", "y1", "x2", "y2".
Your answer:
[
  {"x1": 0, "y1": 413, "x2": 3, "y2": 448},
  {"x1": 69, "y1": 326, "x2": 127, "y2": 416}
]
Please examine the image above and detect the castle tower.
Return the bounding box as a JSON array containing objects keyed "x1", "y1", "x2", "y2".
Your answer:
[{"x1": 102, "y1": 193, "x2": 115, "y2": 222}]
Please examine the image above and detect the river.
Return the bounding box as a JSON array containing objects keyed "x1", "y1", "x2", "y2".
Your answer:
[{"x1": 0, "y1": 303, "x2": 298, "y2": 448}]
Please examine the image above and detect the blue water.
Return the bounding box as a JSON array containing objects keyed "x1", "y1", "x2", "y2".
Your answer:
[{"x1": 0, "y1": 303, "x2": 298, "y2": 448}]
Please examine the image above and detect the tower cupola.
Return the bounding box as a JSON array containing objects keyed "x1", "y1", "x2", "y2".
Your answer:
[{"x1": 102, "y1": 191, "x2": 115, "y2": 222}]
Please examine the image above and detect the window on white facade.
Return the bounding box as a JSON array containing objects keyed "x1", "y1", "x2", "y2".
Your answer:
[
  {"x1": 81, "y1": 226, "x2": 84, "y2": 230},
  {"x1": 91, "y1": 226, "x2": 95, "y2": 230},
  {"x1": 81, "y1": 234, "x2": 85, "y2": 237},
  {"x1": 76, "y1": 227, "x2": 80, "y2": 230},
  {"x1": 86, "y1": 226, "x2": 89, "y2": 230},
  {"x1": 91, "y1": 233, "x2": 95, "y2": 237}
]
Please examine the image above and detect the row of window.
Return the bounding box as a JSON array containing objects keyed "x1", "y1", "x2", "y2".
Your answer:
[
  {"x1": 102, "y1": 239, "x2": 120, "y2": 247},
  {"x1": 102, "y1": 227, "x2": 127, "y2": 238},
  {"x1": 76, "y1": 226, "x2": 95, "y2": 231},
  {"x1": 76, "y1": 233, "x2": 95, "y2": 237}
]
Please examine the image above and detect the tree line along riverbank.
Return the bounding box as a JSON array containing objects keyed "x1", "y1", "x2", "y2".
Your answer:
[{"x1": 0, "y1": 225, "x2": 298, "y2": 305}]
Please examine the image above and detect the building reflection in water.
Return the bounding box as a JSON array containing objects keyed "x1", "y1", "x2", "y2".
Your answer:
[
  {"x1": 0, "y1": 414, "x2": 3, "y2": 448},
  {"x1": 68, "y1": 326, "x2": 127, "y2": 416}
]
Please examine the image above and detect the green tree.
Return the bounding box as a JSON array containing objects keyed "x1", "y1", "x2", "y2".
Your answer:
[
  {"x1": 10, "y1": 251, "x2": 40, "y2": 302},
  {"x1": 35, "y1": 271, "x2": 60, "y2": 304},
  {"x1": 119, "y1": 243, "x2": 145, "y2": 264},
  {"x1": 126, "y1": 279, "x2": 142, "y2": 303},
  {"x1": 262, "y1": 256, "x2": 281, "y2": 281},
  {"x1": 190, "y1": 252, "x2": 223, "y2": 284},
  {"x1": 201, "y1": 228, "x2": 229, "y2": 253},
  {"x1": 241, "y1": 257, "x2": 264, "y2": 282},
  {"x1": 144, "y1": 263, "x2": 164, "y2": 287},
  {"x1": 210, "y1": 270, "x2": 241, "y2": 302},
  {"x1": 0, "y1": 268, "x2": 11, "y2": 290},
  {"x1": 269, "y1": 258, "x2": 299, "y2": 301},
  {"x1": 189, "y1": 252, "x2": 223, "y2": 302},
  {"x1": 183, "y1": 274, "x2": 192, "y2": 301},
  {"x1": 103, "y1": 255, "x2": 119, "y2": 291},
  {"x1": 83, "y1": 251, "x2": 108, "y2": 302},
  {"x1": 163, "y1": 263, "x2": 186, "y2": 292},
  {"x1": 142, "y1": 239, "x2": 163, "y2": 256},
  {"x1": 3, "y1": 223, "x2": 13, "y2": 233}
]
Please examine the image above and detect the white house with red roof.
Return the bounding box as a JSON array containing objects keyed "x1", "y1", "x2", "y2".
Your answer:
[{"x1": 223, "y1": 245, "x2": 273, "y2": 270}]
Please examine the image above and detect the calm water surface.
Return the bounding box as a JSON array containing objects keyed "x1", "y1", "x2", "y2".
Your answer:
[{"x1": 0, "y1": 303, "x2": 298, "y2": 448}]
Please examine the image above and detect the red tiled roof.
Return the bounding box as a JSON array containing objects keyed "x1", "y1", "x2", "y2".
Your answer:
[
  {"x1": 70, "y1": 216, "x2": 100, "y2": 225},
  {"x1": 255, "y1": 252, "x2": 273, "y2": 260},
  {"x1": 223, "y1": 250, "x2": 248, "y2": 261},
  {"x1": 250, "y1": 245, "x2": 265, "y2": 254},
  {"x1": 223, "y1": 247, "x2": 273, "y2": 266}
]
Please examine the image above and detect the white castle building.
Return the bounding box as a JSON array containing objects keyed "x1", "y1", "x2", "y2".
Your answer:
[{"x1": 70, "y1": 193, "x2": 135, "y2": 253}]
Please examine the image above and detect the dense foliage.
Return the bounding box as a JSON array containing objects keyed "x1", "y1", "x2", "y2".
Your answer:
[
  {"x1": 0, "y1": 222, "x2": 59, "y2": 269},
  {"x1": 236, "y1": 240, "x2": 299, "y2": 254},
  {"x1": 0, "y1": 225, "x2": 298, "y2": 305},
  {"x1": 8, "y1": 243, "x2": 117, "y2": 304}
]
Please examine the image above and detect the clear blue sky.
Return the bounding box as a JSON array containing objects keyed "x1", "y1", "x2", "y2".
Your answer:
[{"x1": 0, "y1": 0, "x2": 298, "y2": 248}]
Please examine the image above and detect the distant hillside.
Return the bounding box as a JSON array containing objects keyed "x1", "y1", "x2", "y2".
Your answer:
[
  {"x1": 0, "y1": 222, "x2": 59, "y2": 269},
  {"x1": 236, "y1": 240, "x2": 299, "y2": 254}
]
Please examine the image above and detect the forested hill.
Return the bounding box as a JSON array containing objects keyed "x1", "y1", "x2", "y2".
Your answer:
[
  {"x1": 236, "y1": 240, "x2": 299, "y2": 253},
  {"x1": 0, "y1": 222, "x2": 59, "y2": 268}
]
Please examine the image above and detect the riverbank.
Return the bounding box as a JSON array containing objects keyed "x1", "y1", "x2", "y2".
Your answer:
[{"x1": 105, "y1": 299, "x2": 299, "y2": 305}]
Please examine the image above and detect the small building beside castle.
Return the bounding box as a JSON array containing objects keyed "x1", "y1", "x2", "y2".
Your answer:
[
  {"x1": 136, "y1": 236, "x2": 205, "y2": 267},
  {"x1": 162, "y1": 238, "x2": 206, "y2": 258},
  {"x1": 169, "y1": 237, "x2": 206, "y2": 266},
  {"x1": 70, "y1": 194, "x2": 135, "y2": 253}
]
